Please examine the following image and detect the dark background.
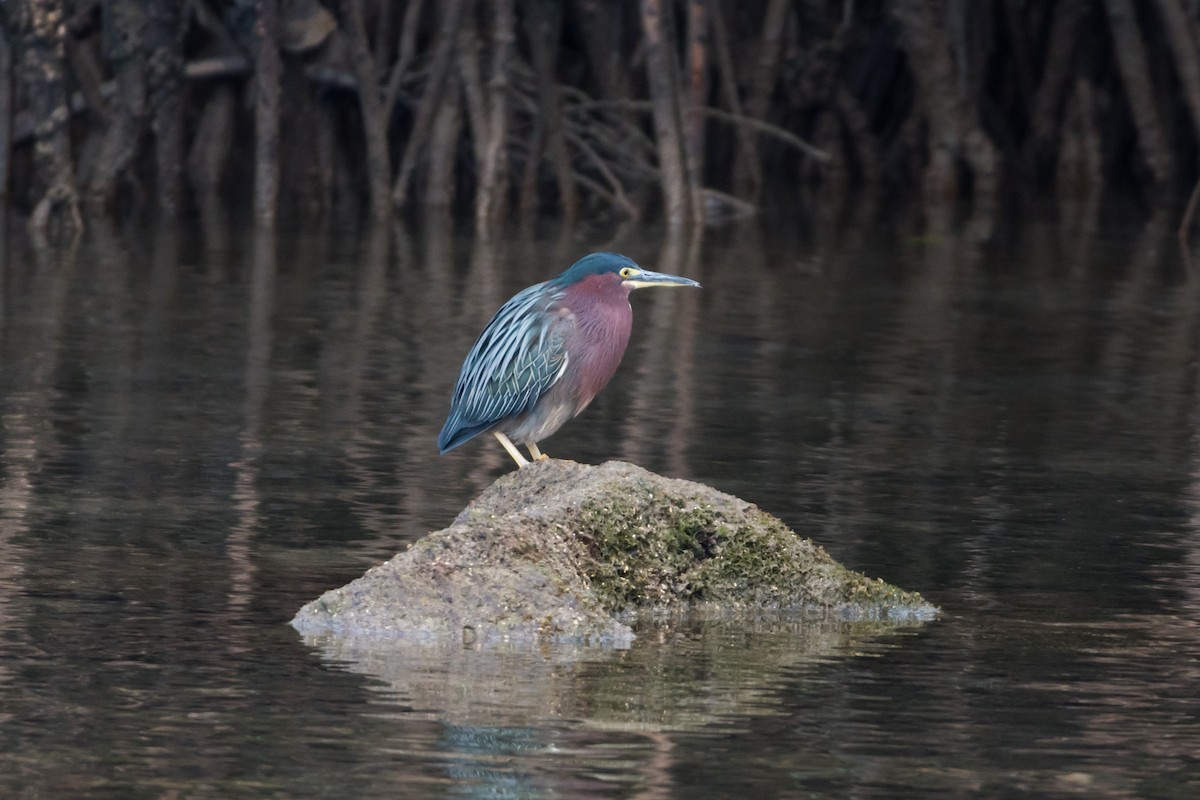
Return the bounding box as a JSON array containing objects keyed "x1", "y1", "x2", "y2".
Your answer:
[{"x1": 2, "y1": 0, "x2": 1198, "y2": 236}]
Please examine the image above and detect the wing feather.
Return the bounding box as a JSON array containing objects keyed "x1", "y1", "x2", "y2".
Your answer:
[{"x1": 437, "y1": 284, "x2": 572, "y2": 452}]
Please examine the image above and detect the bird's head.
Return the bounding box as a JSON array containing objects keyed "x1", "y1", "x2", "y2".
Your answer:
[{"x1": 551, "y1": 252, "x2": 702, "y2": 292}]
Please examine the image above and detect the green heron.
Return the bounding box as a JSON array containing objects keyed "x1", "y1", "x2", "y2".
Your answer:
[{"x1": 438, "y1": 252, "x2": 700, "y2": 468}]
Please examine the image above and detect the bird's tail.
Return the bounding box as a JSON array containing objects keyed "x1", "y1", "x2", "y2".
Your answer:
[{"x1": 437, "y1": 417, "x2": 495, "y2": 454}]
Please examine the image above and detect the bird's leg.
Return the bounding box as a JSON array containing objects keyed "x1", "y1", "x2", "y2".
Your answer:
[
  {"x1": 493, "y1": 431, "x2": 530, "y2": 468},
  {"x1": 526, "y1": 443, "x2": 549, "y2": 461}
]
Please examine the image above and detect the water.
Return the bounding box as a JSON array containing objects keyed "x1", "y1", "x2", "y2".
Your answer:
[{"x1": 2, "y1": 208, "x2": 1199, "y2": 797}]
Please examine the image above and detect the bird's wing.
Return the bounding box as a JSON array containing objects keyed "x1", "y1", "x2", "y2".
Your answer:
[{"x1": 438, "y1": 283, "x2": 571, "y2": 452}]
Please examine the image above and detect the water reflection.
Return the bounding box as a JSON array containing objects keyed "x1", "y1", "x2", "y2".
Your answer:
[
  {"x1": 2, "y1": 209, "x2": 1200, "y2": 796},
  {"x1": 309, "y1": 616, "x2": 916, "y2": 798},
  {"x1": 310, "y1": 617, "x2": 909, "y2": 730},
  {"x1": 228, "y1": 227, "x2": 276, "y2": 611}
]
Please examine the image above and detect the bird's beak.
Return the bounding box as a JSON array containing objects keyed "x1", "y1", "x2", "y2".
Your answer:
[{"x1": 624, "y1": 269, "x2": 702, "y2": 290}]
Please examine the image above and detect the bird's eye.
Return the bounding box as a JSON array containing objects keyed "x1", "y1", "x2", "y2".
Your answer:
[{"x1": 619, "y1": 267, "x2": 635, "y2": 278}]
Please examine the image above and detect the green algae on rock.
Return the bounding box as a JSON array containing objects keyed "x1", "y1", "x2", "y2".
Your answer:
[{"x1": 291, "y1": 460, "x2": 937, "y2": 644}]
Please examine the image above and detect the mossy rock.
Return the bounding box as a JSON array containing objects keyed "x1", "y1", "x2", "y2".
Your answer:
[{"x1": 291, "y1": 460, "x2": 937, "y2": 644}]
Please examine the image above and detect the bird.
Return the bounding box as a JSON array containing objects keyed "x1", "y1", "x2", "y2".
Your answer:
[{"x1": 438, "y1": 251, "x2": 700, "y2": 468}]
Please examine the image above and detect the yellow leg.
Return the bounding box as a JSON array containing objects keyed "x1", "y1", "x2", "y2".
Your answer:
[
  {"x1": 493, "y1": 431, "x2": 530, "y2": 468},
  {"x1": 527, "y1": 442, "x2": 549, "y2": 461}
]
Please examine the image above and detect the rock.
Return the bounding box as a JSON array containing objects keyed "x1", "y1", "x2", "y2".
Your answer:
[{"x1": 291, "y1": 460, "x2": 938, "y2": 644}]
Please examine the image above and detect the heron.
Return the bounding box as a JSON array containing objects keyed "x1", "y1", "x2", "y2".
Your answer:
[{"x1": 438, "y1": 252, "x2": 700, "y2": 467}]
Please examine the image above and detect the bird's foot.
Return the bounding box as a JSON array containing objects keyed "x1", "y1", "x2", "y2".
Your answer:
[{"x1": 527, "y1": 443, "x2": 549, "y2": 462}]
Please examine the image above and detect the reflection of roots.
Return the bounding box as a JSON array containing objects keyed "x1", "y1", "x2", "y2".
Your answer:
[
  {"x1": 631, "y1": 730, "x2": 676, "y2": 800},
  {"x1": 30, "y1": 183, "x2": 83, "y2": 239}
]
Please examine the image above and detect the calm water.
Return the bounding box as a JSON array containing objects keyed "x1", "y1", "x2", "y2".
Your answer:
[{"x1": 2, "y1": 208, "x2": 1199, "y2": 798}]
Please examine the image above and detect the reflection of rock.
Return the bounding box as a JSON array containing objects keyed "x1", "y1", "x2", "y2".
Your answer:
[
  {"x1": 292, "y1": 461, "x2": 937, "y2": 644},
  {"x1": 304, "y1": 615, "x2": 914, "y2": 730}
]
